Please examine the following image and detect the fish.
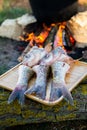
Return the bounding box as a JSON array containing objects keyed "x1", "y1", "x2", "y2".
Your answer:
[
  {"x1": 22, "y1": 45, "x2": 52, "y2": 67},
  {"x1": 25, "y1": 65, "x2": 49, "y2": 100},
  {"x1": 8, "y1": 65, "x2": 34, "y2": 105},
  {"x1": 40, "y1": 46, "x2": 74, "y2": 104},
  {"x1": 50, "y1": 61, "x2": 73, "y2": 105},
  {"x1": 8, "y1": 44, "x2": 52, "y2": 105}
]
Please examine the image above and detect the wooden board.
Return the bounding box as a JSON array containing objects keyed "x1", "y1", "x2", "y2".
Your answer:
[{"x1": 0, "y1": 61, "x2": 87, "y2": 106}]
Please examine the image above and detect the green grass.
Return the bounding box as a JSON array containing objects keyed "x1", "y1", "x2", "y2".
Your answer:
[
  {"x1": 0, "y1": 7, "x2": 28, "y2": 24},
  {"x1": 0, "y1": 65, "x2": 8, "y2": 75}
]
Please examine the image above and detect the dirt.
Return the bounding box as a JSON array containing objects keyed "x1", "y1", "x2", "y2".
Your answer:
[{"x1": 0, "y1": 37, "x2": 22, "y2": 75}]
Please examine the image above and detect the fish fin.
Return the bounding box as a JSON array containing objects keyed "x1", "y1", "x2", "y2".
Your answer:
[
  {"x1": 50, "y1": 81, "x2": 73, "y2": 105},
  {"x1": 8, "y1": 85, "x2": 27, "y2": 105},
  {"x1": 25, "y1": 85, "x2": 37, "y2": 94},
  {"x1": 25, "y1": 85, "x2": 46, "y2": 100}
]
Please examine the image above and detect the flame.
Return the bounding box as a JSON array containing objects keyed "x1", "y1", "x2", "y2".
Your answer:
[
  {"x1": 19, "y1": 23, "x2": 52, "y2": 48},
  {"x1": 54, "y1": 22, "x2": 66, "y2": 49},
  {"x1": 19, "y1": 22, "x2": 75, "y2": 50}
]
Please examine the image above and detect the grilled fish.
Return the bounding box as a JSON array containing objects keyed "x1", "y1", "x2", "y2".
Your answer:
[
  {"x1": 25, "y1": 65, "x2": 49, "y2": 100},
  {"x1": 40, "y1": 46, "x2": 74, "y2": 104},
  {"x1": 8, "y1": 65, "x2": 34, "y2": 105}
]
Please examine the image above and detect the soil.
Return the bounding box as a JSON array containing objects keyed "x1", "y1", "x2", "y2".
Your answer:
[{"x1": 0, "y1": 37, "x2": 23, "y2": 75}]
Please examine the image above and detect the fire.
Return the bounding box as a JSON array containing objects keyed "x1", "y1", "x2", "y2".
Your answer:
[
  {"x1": 19, "y1": 23, "x2": 52, "y2": 48},
  {"x1": 19, "y1": 22, "x2": 75, "y2": 50},
  {"x1": 54, "y1": 22, "x2": 65, "y2": 49}
]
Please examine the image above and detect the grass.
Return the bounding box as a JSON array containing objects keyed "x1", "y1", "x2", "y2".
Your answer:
[
  {"x1": 0, "y1": 7, "x2": 28, "y2": 24},
  {"x1": 0, "y1": 65, "x2": 8, "y2": 75}
]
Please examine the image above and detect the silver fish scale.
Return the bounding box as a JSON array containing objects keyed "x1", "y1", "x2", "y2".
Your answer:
[
  {"x1": 52, "y1": 61, "x2": 67, "y2": 83},
  {"x1": 36, "y1": 65, "x2": 48, "y2": 84},
  {"x1": 17, "y1": 65, "x2": 34, "y2": 86}
]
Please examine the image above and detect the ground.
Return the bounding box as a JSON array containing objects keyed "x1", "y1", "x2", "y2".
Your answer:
[{"x1": 0, "y1": 37, "x2": 21, "y2": 75}]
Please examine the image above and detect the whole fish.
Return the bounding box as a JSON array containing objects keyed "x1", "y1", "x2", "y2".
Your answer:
[
  {"x1": 50, "y1": 61, "x2": 73, "y2": 105},
  {"x1": 40, "y1": 46, "x2": 74, "y2": 104},
  {"x1": 25, "y1": 65, "x2": 49, "y2": 100},
  {"x1": 8, "y1": 65, "x2": 34, "y2": 105}
]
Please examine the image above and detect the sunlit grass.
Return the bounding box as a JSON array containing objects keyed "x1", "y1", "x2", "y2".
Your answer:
[{"x1": 0, "y1": 7, "x2": 28, "y2": 24}]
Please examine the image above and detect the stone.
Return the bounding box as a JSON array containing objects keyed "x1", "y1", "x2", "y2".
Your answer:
[
  {"x1": 17, "y1": 13, "x2": 36, "y2": 27},
  {"x1": 0, "y1": 19, "x2": 22, "y2": 40},
  {"x1": 0, "y1": 14, "x2": 36, "y2": 40},
  {"x1": 67, "y1": 11, "x2": 87, "y2": 47}
]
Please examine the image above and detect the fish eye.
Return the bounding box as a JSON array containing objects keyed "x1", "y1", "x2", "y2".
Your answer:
[
  {"x1": 45, "y1": 54, "x2": 50, "y2": 59},
  {"x1": 25, "y1": 55, "x2": 31, "y2": 59},
  {"x1": 25, "y1": 55, "x2": 28, "y2": 58},
  {"x1": 63, "y1": 63, "x2": 65, "y2": 67}
]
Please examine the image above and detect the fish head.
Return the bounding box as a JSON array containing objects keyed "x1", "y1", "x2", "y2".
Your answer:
[
  {"x1": 40, "y1": 47, "x2": 66, "y2": 66},
  {"x1": 22, "y1": 46, "x2": 47, "y2": 67},
  {"x1": 40, "y1": 52, "x2": 54, "y2": 66}
]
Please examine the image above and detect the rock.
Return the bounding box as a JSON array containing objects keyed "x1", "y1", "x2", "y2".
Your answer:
[
  {"x1": 0, "y1": 14, "x2": 36, "y2": 40},
  {"x1": 0, "y1": 19, "x2": 22, "y2": 40},
  {"x1": 67, "y1": 11, "x2": 87, "y2": 47},
  {"x1": 17, "y1": 13, "x2": 36, "y2": 27}
]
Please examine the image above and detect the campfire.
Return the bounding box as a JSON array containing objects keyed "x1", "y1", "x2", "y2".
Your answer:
[
  {"x1": 17, "y1": 17, "x2": 87, "y2": 62},
  {"x1": 18, "y1": 22, "x2": 77, "y2": 62}
]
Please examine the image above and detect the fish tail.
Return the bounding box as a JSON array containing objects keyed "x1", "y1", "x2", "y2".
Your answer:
[
  {"x1": 25, "y1": 84, "x2": 46, "y2": 100},
  {"x1": 61, "y1": 85, "x2": 73, "y2": 105},
  {"x1": 50, "y1": 81, "x2": 73, "y2": 105},
  {"x1": 25, "y1": 85, "x2": 37, "y2": 94},
  {"x1": 8, "y1": 85, "x2": 27, "y2": 105}
]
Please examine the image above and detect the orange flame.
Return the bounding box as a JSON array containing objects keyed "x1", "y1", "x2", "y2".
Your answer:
[
  {"x1": 54, "y1": 22, "x2": 66, "y2": 49},
  {"x1": 19, "y1": 22, "x2": 75, "y2": 50},
  {"x1": 19, "y1": 23, "x2": 52, "y2": 48}
]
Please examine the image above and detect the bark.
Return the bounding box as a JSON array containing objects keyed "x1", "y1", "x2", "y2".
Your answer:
[{"x1": 0, "y1": 77, "x2": 87, "y2": 130}]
